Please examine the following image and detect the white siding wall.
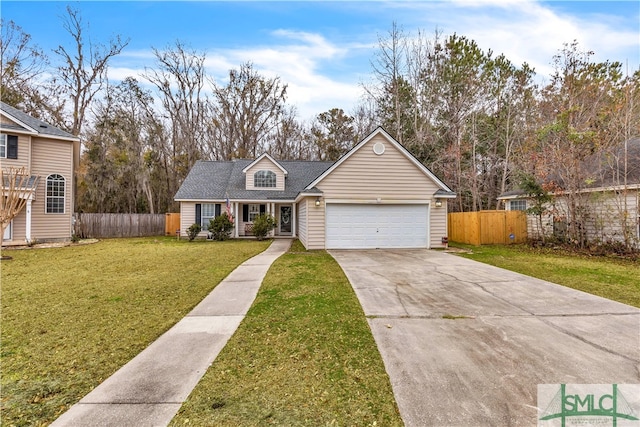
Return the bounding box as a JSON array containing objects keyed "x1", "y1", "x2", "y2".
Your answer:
[
  {"x1": 297, "y1": 199, "x2": 308, "y2": 248},
  {"x1": 244, "y1": 157, "x2": 285, "y2": 190},
  {"x1": 526, "y1": 191, "x2": 639, "y2": 245}
]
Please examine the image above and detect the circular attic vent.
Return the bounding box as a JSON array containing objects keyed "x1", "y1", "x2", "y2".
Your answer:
[{"x1": 373, "y1": 142, "x2": 385, "y2": 155}]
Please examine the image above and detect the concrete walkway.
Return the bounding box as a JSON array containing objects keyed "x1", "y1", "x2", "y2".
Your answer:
[{"x1": 52, "y1": 239, "x2": 292, "y2": 427}]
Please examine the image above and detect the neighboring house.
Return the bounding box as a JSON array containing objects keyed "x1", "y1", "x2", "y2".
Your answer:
[
  {"x1": 498, "y1": 138, "x2": 640, "y2": 246},
  {"x1": 175, "y1": 127, "x2": 456, "y2": 250},
  {"x1": 1, "y1": 102, "x2": 80, "y2": 245}
]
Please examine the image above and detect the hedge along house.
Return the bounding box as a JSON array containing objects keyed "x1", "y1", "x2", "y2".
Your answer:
[
  {"x1": 1, "y1": 102, "x2": 80, "y2": 246},
  {"x1": 175, "y1": 127, "x2": 456, "y2": 249}
]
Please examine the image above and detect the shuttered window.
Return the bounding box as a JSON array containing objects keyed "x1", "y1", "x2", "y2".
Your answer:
[
  {"x1": 196, "y1": 203, "x2": 221, "y2": 228},
  {"x1": 0, "y1": 134, "x2": 18, "y2": 159}
]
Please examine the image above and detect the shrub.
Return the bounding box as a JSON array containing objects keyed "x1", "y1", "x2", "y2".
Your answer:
[
  {"x1": 187, "y1": 223, "x2": 201, "y2": 241},
  {"x1": 209, "y1": 213, "x2": 234, "y2": 241},
  {"x1": 252, "y1": 214, "x2": 276, "y2": 241}
]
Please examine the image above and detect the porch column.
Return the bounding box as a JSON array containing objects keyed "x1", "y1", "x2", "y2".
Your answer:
[
  {"x1": 270, "y1": 203, "x2": 275, "y2": 237},
  {"x1": 234, "y1": 203, "x2": 239, "y2": 238},
  {"x1": 25, "y1": 199, "x2": 32, "y2": 243}
]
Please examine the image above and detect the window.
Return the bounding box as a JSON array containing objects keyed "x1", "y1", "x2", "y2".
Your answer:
[
  {"x1": 248, "y1": 204, "x2": 261, "y2": 221},
  {"x1": 254, "y1": 170, "x2": 276, "y2": 188},
  {"x1": 510, "y1": 200, "x2": 527, "y2": 211},
  {"x1": 242, "y1": 204, "x2": 265, "y2": 222},
  {"x1": 0, "y1": 134, "x2": 18, "y2": 159},
  {"x1": 201, "y1": 203, "x2": 220, "y2": 228},
  {"x1": 46, "y1": 174, "x2": 65, "y2": 213}
]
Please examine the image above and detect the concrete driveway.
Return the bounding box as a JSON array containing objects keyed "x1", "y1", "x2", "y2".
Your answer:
[{"x1": 329, "y1": 249, "x2": 640, "y2": 427}]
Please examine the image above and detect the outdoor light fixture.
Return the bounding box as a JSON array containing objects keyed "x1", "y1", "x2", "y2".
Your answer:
[
  {"x1": 315, "y1": 197, "x2": 321, "y2": 207},
  {"x1": 435, "y1": 199, "x2": 442, "y2": 208}
]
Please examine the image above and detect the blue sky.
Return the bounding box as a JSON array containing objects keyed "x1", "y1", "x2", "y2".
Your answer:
[{"x1": 2, "y1": 1, "x2": 639, "y2": 120}]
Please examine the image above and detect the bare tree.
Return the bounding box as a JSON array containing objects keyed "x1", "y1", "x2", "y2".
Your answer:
[
  {"x1": 1, "y1": 167, "x2": 38, "y2": 248},
  {"x1": 367, "y1": 22, "x2": 408, "y2": 144},
  {"x1": 53, "y1": 6, "x2": 129, "y2": 136},
  {"x1": 211, "y1": 62, "x2": 287, "y2": 159},
  {"x1": 536, "y1": 41, "x2": 624, "y2": 247},
  {"x1": 143, "y1": 41, "x2": 208, "y2": 201},
  {"x1": 0, "y1": 19, "x2": 49, "y2": 114}
]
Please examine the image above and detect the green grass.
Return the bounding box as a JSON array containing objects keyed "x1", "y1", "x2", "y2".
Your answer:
[
  {"x1": 0, "y1": 237, "x2": 270, "y2": 427},
  {"x1": 170, "y1": 240, "x2": 402, "y2": 426},
  {"x1": 452, "y1": 243, "x2": 640, "y2": 308}
]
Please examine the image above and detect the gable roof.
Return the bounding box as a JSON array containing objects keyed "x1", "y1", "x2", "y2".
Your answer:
[
  {"x1": 306, "y1": 127, "x2": 456, "y2": 197},
  {"x1": 174, "y1": 159, "x2": 333, "y2": 201},
  {"x1": 0, "y1": 101, "x2": 79, "y2": 142},
  {"x1": 241, "y1": 153, "x2": 288, "y2": 176}
]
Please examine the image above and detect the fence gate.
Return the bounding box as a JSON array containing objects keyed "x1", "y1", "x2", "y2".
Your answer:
[{"x1": 448, "y1": 210, "x2": 527, "y2": 245}]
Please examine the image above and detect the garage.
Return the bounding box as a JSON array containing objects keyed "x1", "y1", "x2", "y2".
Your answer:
[{"x1": 325, "y1": 204, "x2": 429, "y2": 249}]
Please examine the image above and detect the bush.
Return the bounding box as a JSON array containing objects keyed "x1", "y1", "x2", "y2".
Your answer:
[
  {"x1": 187, "y1": 223, "x2": 201, "y2": 241},
  {"x1": 209, "y1": 213, "x2": 234, "y2": 241},
  {"x1": 252, "y1": 214, "x2": 276, "y2": 241}
]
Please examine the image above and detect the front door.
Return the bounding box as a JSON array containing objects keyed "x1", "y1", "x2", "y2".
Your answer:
[{"x1": 280, "y1": 205, "x2": 292, "y2": 234}]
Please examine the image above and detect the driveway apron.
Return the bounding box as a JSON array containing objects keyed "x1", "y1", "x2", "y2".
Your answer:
[
  {"x1": 329, "y1": 249, "x2": 640, "y2": 427},
  {"x1": 52, "y1": 239, "x2": 292, "y2": 427}
]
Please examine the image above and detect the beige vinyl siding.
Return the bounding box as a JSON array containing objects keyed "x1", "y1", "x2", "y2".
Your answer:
[
  {"x1": 30, "y1": 137, "x2": 74, "y2": 241},
  {"x1": 430, "y1": 202, "x2": 448, "y2": 248},
  {"x1": 0, "y1": 133, "x2": 30, "y2": 170},
  {"x1": 312, "y1": 134, "x2": 447, "y2": 249},
  {"x1": 181, "y1": 202, "x2": 196, "y2": 237},
  {"x1": 8, "y1": 209, "x2": 27, "y2": 242},
  {"x1": 316, "y1": 135, "x2": 440, "y2": 200},
  {"x1": 179, "y1": 202, "x2": 210, "y2": 238},
  {"x1": 306, "y1": 198, "x2": 325, "y2": 250},
  {"x1": 244, "y1": 157, "x2": 285, "y2": 190},
  {"x1": 297, "y1": 199, "x2": 308, "y2": 248}
]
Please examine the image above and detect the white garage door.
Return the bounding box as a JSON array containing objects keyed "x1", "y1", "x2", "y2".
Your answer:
[{"x1": 326, "y1": 204, "x2": 429, "y2": 249}]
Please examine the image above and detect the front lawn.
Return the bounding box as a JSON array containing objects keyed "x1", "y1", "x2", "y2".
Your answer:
[
  {"x1": 170, "y1": 240, "x2": 402, "y2": 426},
  {"x1": 0, "y1": 237, "x2": 270, "y2": 426},
  {"x1": 452, "y1": 244, "x2": 640, "y2": 308}
]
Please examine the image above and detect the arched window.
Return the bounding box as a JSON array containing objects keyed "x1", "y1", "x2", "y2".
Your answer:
[
  {"x1": 46, "y1": 174, "x2": 65, "y2": 213},
  {"x1": 254, "y1": 170, "x2": 276, "y2": 188}
]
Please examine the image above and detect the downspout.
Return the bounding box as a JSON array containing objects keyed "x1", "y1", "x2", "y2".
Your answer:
[{"x1": 25, "y1": 199, "x2": 32, "y2": 243}]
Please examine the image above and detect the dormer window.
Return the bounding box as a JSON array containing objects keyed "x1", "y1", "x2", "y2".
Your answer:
[{"x1": 254, "y1": 170, "x2": 276, "y2": 188}]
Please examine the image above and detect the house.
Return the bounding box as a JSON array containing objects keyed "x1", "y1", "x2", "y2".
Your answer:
[
  {"x1": 498, "y1": 138, "x2": 640, "y2": 246},
  {"x1": 175, "y1": 127, "x2": 456, "y2": 250},
  {"x1": 1, "y1": 102, "x2": 80, "y2": 245}
]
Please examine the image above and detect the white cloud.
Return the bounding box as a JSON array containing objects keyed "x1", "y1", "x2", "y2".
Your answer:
[
  {"x1": 205, "y1": 30, "x2": 363, "y2": 119},
  {"x1": 424, "y1": 1, "x2": 636, "y2": 78}
]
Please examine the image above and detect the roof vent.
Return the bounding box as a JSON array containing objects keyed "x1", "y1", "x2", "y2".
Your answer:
[{"x1": 39, "y1": 124, "x2": 48, "y2": 128}]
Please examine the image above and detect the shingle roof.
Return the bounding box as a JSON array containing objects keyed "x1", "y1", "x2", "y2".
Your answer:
[
  {"x1": 1, "y1": 174, "x2": 40, "y2": 191},
  {"x1": 174, "y1": 159, "x2": 334, "y2": 201},
  {"x1": 0, "y1": 101, "x2": 78, "y2": 140}
]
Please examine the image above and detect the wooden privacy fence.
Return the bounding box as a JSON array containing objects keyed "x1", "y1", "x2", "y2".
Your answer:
[
  {"x1": 165, "y1": 213, "x2": 181, "y2": 236},
  {"x1": 74, "y1": 213, "x2": 166, "y2": 238},
  {"x1": 448, "y1": 210, "x2": 527, "y2": 245}
]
